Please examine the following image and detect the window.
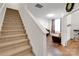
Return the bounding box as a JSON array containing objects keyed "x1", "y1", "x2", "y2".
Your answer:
[{"x1": 55, "y1": 19, "x2": 60, "y2": 33}]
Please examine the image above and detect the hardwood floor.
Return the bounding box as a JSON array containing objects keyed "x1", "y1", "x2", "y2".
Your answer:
[{"x1": 47, "y1": 35, "x2": 79, "y2": 56}]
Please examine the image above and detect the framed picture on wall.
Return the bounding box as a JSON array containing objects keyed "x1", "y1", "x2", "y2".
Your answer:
[{"x1": 66, "y1": 3, "x2": 74, "y2": 12}]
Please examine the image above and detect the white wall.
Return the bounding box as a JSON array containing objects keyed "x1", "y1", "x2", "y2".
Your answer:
[
  {"x1": 61, "y1": 15, "x2": 71, "y2": 46},
  {"x1": 61, "y1": 3, "x2": 79, "y2": 46},
  {"x1": 71, "y1": 10, "x2": 79, "y2": 38},
  {"x1": 19, "y1": 4, "x2": 48, "y2": 56},
  {"x1": 0, "y1": 3, "x2": 6, "y2": 31},
  {"x1": 38, "y1": 18, "x2": 50, "y2": 29},
  {"x1": 55, "y1": 19, "x2": 60, "y2": 33},
  {"x1": 6, "y1": 3, "x2": 20, "y2": 10}
]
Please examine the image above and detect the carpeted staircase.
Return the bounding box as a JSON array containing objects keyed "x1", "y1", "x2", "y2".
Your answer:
[{"x1": 0, "y1": 8, "x2": 34, "y2": 56}]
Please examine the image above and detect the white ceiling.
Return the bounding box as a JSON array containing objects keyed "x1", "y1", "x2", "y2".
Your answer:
[{"x1": 26, "y1": 3, "x2": 66, "y2": 20}]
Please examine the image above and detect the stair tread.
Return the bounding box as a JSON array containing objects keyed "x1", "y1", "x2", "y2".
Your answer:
[
  {"x1": 1, "y1": 32, "x2": 25, "y2": 36},
  {"x1": 1, "y1": 30, "x2": 24, "y2": 32},
  {"x1": 0, "y1": 45, "x2": 31, "y2": 56},
  {"x1": 0, "y1": 30, "x2": 25, "y2": 33},
  {"x1": 16, "y1": 52, "x2": 33, "y2": 56},
  {"x1": 2, "y1": 26, "x2": 23, "y2": 27},
  {"x1": 0, "y1": 34, "x2": 26, "y2": 38},
  {"x1": 0, "y1": 39, "x2": 28, "y2": 48},
  {"x1": 14, "y1": 48, "x2": 33, "y2": 56},
  {"x1": 0, "y1": 8, "x2": 33, "y2": 56},
  {"x1": 23, "y1": 53, "x2": 33, "y2": 56}
]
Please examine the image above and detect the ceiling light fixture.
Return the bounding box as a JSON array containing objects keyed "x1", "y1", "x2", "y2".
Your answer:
[{"x1": 46, "y1": 14, "x2": 55, "y2": 17}]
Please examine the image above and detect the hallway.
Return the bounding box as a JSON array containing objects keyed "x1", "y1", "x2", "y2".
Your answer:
[
  {"x1": 0, "y1": 3, "x2": 79, "y2": 56},
  {"x1": 47, "y1": 35, "x2": 79, "y2": 56},
  {"x1": 0, "y1": 8, "x2": 33, "y2": 56}
]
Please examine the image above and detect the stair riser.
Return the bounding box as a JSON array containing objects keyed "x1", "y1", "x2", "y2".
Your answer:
[
  {"x1": 14, "y1": 48, "x2": 33, "y2": 56},
  {"x1": 3, "y1": 24, "x2": 23, "y2": 27},
  {"x1": 4, "y1": 21, "x2": 22, "y2": 23},
  {"x1": 0, "y1": 8, "x2": 33, "y2": 56},
  {"x1": 2, "y1": 28, "x2": 24, "y2": 30},
  {"x1": 3, "y1": 24, "x2": 22, "y2": 26},
  {"x1": 1, "y1": 30, "x2": 25, "y2": 32},
  {"x1": 4, "y1": 16, "x2": 21, "y2": 19},
  {"x1": 2, "y1": 29, "x2": 24, "y2": 31},
  {"x1": 5, "y1": 14, "x2": 19, "y2": 16},
  {"x1": 3, "y1": 22, "x2": 23, "y2": 24},
  {"x1": 3, "y1": 19, "x2": 22, "y2": 22},
  {"x1": 5, "y1": 17, "x2": 20, "y2": 19},
  {"x1": 1, "y1": 31, "x2": 25, "y2": 33},
  {"x1": 0, "y1": 35, "x2": 27, "y2": 42},
  {"x1": 5, "y1": 13, "x2": 20, "y2": 15},
  {"x1": 0, "y1": 41, "x2": 29, "y2": 52},
  {"x1": 2, "y1": 24, "x2": 23, "y2": 27},
  {"x1": 3, "y1": 22, "x2": 22, "y2": 24},
  {"x1": 3, "y1": 26, "x2": 23, "y2": 27},
  {"x1": 3, "y1": 21, "x2": 23, "y2": 23},
  {"x1": 2, "y1": 27, "x2": 24, "y2": 29},
  {"x1": 1, "y1": 31, "x2": 25, "y2": 35},
  {"x1": 5, "y1": 16, "x2": 20, "y2": 18},
  {"x1": 4, "y1": 19, "x2": 22, "y2": 21},
  {"x1": 4, "y1": 21, "x2": 21, "y2": 23},
  {"x1": 5, "y1": 15, "x2": 20, "y2": 17},
  {"x1": 3, "y1": 23, "x2": 23, "y2": 25},
  {"x1": 2, "y1": 26, "x2": 24, "y2": 28}
]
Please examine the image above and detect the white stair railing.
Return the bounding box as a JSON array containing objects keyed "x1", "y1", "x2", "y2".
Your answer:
[{"x1": 19, "y1": 4, "x2": 48, "y2": 56}]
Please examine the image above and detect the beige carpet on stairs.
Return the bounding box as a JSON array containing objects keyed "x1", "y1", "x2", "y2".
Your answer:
[{"x1": 0, "y1": 8, "x2": 34, "y2": 56}]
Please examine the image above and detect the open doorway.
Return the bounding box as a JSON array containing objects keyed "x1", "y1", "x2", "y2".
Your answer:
[
  {"x1": 47, "y1": 18, "x2": 62, "y2": 56},
  {"x1": 50, "y1": 18, "x2": 61, "y2": 45}
]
